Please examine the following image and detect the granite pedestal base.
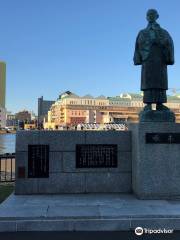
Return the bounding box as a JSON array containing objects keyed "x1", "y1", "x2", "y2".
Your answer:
[
  {"x1": 129, "y1": 122, "x2": 180, "y2": 199},
  {"x1": 139, "y1": 109, "x2": 175, "y2": 122}
]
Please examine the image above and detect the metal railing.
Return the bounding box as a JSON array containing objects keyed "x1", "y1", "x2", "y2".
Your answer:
[{"x1": 0, "y1": 153, "x2": 15, "y2": 182}]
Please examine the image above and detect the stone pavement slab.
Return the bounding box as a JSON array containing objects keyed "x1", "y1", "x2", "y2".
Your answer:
[{"x1": 0, "y1": 193, "x2": 180, "y2": 231}]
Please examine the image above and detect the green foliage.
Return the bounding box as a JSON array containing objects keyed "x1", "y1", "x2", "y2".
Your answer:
[{"x1": 0, "y1": 184, "x2": 14, "y2": 204}]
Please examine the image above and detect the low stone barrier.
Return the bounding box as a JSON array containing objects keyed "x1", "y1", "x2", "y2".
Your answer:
[{"x1": 15, "y1": 130, "x2": 132, "y2": 194}]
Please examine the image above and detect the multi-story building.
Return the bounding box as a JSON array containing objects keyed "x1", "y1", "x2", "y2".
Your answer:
[
  {"x1": 44, "y1": 91, "x2": 180, "y2": 129},
  {"x1": 44, "y1": 91, "x2": 109, "y2": 129},
  {"x1": 0, "y1": 62, "x2": 6, "y2": 108},
  {"x1": 24, "y1": 123, "x2": 36, "y2": 130},
  {"x1": 0, "y1": 107, "x2": 6, "y2": 128},
  {"x1": 30, "y1": 111, "x2": 37, "y2": 121},
  {"x1": 0, "y1": 62, "x2": 6, "y2": 128},
  {"x1": 108, "y1": 93, "x2": 180, "y2": 122},
  {"x1": 14, "y1": 110, "x2": 33, "y2": 130},
  {"x1": 38, "y1": 96, "x2": 55, "y2": 122},
  {"x1": 15, "y1": 110, "x2": 31, "y2": 122},
  {"x1": 6, "y1": 112, "x2": 18, "y2": 128}
]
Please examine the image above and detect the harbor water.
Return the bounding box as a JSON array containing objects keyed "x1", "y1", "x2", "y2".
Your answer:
[{"x1": 0, "y1": 134, "x2": 16, "y2": 155}]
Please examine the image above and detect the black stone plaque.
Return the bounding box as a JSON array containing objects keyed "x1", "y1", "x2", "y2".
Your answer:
[
  {"x1": 28, "y1": 145, "x2": 49, "y2": 178},
  {"x1": 146, "y1": 133, "x2": 180, "y2": 144},
  {"x1": 76, "y1": 144, "x2": 117, "y2": 168}
]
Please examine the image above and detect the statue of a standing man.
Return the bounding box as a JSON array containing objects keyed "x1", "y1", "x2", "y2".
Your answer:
[{"x1": 134, "y1": 9, "x2": 174, "y2": 114}]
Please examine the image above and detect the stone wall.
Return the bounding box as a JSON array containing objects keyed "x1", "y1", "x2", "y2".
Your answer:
[{"x1": 15, "y1": 131, "x2": 132, "y2": 194}]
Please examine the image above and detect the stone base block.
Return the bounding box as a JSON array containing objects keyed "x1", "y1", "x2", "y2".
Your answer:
[
  {"x1": 139, "y1": 109, "x2": 175, "y2": 122},
  {"x1": 129, "y1": 122, "x2": 180, "y2": 199}
]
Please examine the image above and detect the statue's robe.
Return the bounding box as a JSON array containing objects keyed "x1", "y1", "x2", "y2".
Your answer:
[{"x1": 133, "y1": 22, "x2": 174, "y2": 103}]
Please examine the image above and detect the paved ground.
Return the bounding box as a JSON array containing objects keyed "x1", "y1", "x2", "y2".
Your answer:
[{"x1": 0, "y1": 193, "x2": 180, "y2": 231}]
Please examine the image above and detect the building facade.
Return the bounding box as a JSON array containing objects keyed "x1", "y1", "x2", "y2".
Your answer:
[
  {"x1": 15, "y1": 110, "x2": 31, "y2": 122},
  {"x1": 0, "y1": 62, "x2": 6, "y2": 108},
  {"x1": 44, "y1": 91, "x2": 109, "y2": 129},
  {"x1": 6, "y1": 113, "x2": 18, "y2": 129},
  {"x1": 0, "y1": 62, "x2": 6, "y2": 128},
  {"x1": 0, "y1": 107, "x2": 6, "y2": 128},
  {"x1": 44, "y1": 91, "x2": 180, "y2": 129},
  {"x1": 38, "y1": 96, "x2": 55, "y2": 122}
]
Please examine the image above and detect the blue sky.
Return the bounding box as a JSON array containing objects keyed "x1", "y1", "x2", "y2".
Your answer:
[{"x1": 0, "y1": 0, "x2": 180, "y2": 114}]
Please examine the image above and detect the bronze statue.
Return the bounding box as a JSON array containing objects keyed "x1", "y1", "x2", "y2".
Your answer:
[{"x1": 134, "y1": 9, "x2": 174, "y2": 112}]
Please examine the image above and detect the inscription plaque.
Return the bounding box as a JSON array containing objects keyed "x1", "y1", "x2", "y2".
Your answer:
[
  {"x1": 146, "y1": 133, "x2": 180, "y2": 144},
  {"x1": 76, "y1": 144, "x2": 117, "y2": 168},
  {"x1": 28, "y1": 145, "x2": 49, "y2": 178}
]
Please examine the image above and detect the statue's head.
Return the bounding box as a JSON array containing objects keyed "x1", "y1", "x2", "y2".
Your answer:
[{"x1": 146, "y1": 9, "x2": 159, "y2": 23}]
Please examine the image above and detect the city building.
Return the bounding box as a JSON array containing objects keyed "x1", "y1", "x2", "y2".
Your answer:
[
  {"x1": 44, "y1": 91, "x2": 109, "y2": 129},
  {"x1": 38, "y1": 96, "x2": 55, "y2": 123},
  {"x1": 24, "y1": 123, "x2": 36, "y2": 130},
  {"x1": 6, "y1": 112, "x2": 18, "y2": 129},
  {"x1": 0, "y1": 62, "x2": 6, "y2": 128},
  {"x1": 15, "y1": 110, "x2": 31, "y2": 122},
  {"x1": 0, "y1": 107, "x2": 6, "y2": 128},
  {"x1": 108, "y1": 93, "x2": 180, "y2": 122},
  {"x1": 30, "y1": 111, "x2": 37, "y2": 121},
  {"x1": 44, "y1": 91, "x2": 180, "y2": 129},
  {"x1": 0, "y1": 61, "x2": 6, "y2": 108}
]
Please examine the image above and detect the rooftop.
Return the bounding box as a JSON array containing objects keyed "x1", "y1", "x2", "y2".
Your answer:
[{"x1": 57, "y1": 91, "x2": 180, "y2": 102}]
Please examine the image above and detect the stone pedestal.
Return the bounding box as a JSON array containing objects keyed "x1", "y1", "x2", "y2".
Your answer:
[
  {"x1": 129, "y1": 122, "x2": 180, "y2": 199},
  {"x1": 139, "y1": 109, "x2": 175, "y2": 122}
]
